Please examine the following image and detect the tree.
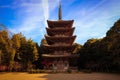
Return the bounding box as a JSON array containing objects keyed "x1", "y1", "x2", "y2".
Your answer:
[
  {"x1": 73, "y1": 43, "x2": 82, "y2": 54},
  {"x1": 19, "y1": 39, "x2": 38, "y2": 71},
  {"x1": 78, "y1": 19, "x2": 120, "y2": 73},
  {"x1": 0, "y1": 31, "x2": 39, "y2": 71},
  {"x1": 0, "y1": 30, "x2": 16, "y2": 71}
]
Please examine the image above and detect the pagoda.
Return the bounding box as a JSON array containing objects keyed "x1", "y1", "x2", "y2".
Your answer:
[{"x1": 42, "y1": 2, "x2": 78, "y2": 71}]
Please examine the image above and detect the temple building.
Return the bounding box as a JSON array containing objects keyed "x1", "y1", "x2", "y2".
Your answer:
[{"x1": 42, "y1": 3, "x2": 78, "y2": 71}]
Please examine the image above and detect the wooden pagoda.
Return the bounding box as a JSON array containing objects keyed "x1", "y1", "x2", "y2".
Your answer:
[{"x1": 42, "y1": 2, "x2": 78, "y2": 70}]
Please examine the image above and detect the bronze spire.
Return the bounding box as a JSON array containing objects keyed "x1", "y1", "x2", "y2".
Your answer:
[{"x1": 58, "y1": 1, "x2": 62, "y2": 20}]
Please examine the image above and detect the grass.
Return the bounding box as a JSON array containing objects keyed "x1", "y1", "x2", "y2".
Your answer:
[{"x1": 0, "y1": 72, "x2": 120, "y2": 80}]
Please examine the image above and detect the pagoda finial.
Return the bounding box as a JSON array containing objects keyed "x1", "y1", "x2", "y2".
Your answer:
[{"x1": 58, "y1": 0, "x2": 62, "y2": 20}]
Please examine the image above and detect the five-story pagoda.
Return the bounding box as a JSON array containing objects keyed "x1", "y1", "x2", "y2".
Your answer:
[{"x1": 42, "y1": 3, "x2": 77, "y2": 71}]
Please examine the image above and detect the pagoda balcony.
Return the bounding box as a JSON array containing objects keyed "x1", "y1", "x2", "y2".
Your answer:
[
  {"x1": 53, "y1": 51, "x2": 70, "y2": 55},
  {"x1": 45, "y1": 34, "x2": 71, "y2": 37},
  {"x1": 54, "y1": 35, "x2": 69, "y2": 37},
  {"x1": 53, "y1": 43, "x2": 70, "y2": 46},
  {"x1": 44, "y1": 44, "x2": 72, "y2": 47}
]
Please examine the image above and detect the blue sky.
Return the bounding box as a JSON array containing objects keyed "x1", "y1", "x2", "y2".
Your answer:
[{"x1": 0, "y1": 0, "x2": 120, "y2": 45}]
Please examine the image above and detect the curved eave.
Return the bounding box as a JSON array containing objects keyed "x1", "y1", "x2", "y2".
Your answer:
[
  {"x1": 45, "y1": 35, "x2": 76, "y2": 45},
  {"x1": 46, "y1": 27, "x2": 75, "y2": 36},
  {"x1": 46, "y1": 27, "x2": 75, "y2": 31},
  {"x1": 47, "y1": 20, "x2": 74, "y2": 23},
  {"x1": 45, "y1": 35, "x2": 76, "y2": 40},
  {"x1": 42, "y1": 54, "x2": 71, "y2": 58},
  {"x1": 44, "y1": 44, "x2": 74, "y2": 47},
  {"x1": 44, "y1": 44, "x2": 76, "y2": 52},
  {"x1": 47, "y1": 20, "x2": 74, "y2": 28},
  {"x1": 42, "y1": 54, "x2": 79, "y2": 58}
]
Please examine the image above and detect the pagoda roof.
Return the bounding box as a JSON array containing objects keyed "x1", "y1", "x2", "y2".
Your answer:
[
  {"x1": 47, "y1": 20, "x2": 74, "y2": 28},
  {"x1": 42, "y1": 54, "x2": 71, "y2": 58},
  {"x1": 46, "y1": 27, "x2": 75, "y2": 31},
  {"x1": 42, "y1": 54, "x2": 79, "y2": 58},
  {"x1": 44, "y1": 44, "x2": 75, "y2": 47},
  {"x1": 44, "y1": 44, "x2": 76, "y2": 52},
  {"x1": 45, "y1": 35, "x2": 76, "y2": 39},
  {"x1": 45, "y1": 35, "x2": 76, "y2": 45},
  {"x1": 46, "y1": 27, "x2": 75, "y2": 36}
]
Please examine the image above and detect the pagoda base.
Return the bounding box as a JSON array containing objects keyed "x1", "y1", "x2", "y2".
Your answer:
[
  {"x1": 41, "y1": 55, "x2": 79, "y2": 71},
  {"x1": 42, "y1": 58, "x2": 69, "y2": 70},
  {"x1": 52, "y1": 59, "x2": 69, "y2": 70}
]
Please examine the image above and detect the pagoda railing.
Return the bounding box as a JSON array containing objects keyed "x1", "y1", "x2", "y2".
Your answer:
[
  {"x1": 53, "y1": 51, "x2": 70, "y2": 55},
  {"x1": 53, "y1": 43, "x2": 70, "y2": 46},
  {"x1": 45, "y1": 34, "x2": 68, "y2": 37}
]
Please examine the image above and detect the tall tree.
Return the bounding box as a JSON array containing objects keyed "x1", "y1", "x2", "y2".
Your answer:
[{"x1": 19, "y1": 39, "x2": 38, "y2": 71}]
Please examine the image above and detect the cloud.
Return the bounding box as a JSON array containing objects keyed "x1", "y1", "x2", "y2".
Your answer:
[
  {"x1": 9, "y1": 0, "x2": 59, "y2": 44},
  {"x1": 42, "y1": 0, "x2": 49, "y2": 26},
  {"x1": 9, "y1": 0, "x2": 45, "y2": 43},
  {"x1": 65, "y1": 0, "x2": 120, "y2": 44}
]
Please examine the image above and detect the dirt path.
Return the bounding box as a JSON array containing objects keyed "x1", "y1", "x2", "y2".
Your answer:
[{"x1": 0, "y1": 72, "x2": 120, "y2": 80}]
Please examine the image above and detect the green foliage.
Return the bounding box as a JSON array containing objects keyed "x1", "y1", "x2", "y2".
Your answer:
[
  {"x1": 17, "y1": 38, "x2": 38, "y2": 71},
  {"x1": 0, "y1": 30, "x2": 39, "y2": 71},
  {"x1": 73, "y1": 43, "x2": 82, "y2": 54},
  {"x1": 39, "y1": 38, "x2": 48, "y2": 54},
  {"x1": 19, "y1": 40, "x2": 38, "y2": 62},
  {"x1": 0, "y1": 30, "x2": 13, "y2": 66}
]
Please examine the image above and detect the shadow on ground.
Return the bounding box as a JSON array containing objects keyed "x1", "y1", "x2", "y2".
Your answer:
[{"x1": 37, "y1": 73, "x2": 120, "y2": 80}]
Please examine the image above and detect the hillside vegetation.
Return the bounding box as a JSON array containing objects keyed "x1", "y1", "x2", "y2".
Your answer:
[{"x1": 78, "y1": 19, "x2": 120, "y2": 73}]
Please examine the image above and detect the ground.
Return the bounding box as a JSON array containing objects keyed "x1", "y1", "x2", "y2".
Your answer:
[{"x1": 0, "y1": 72, "x2": 120, "y2": 80}]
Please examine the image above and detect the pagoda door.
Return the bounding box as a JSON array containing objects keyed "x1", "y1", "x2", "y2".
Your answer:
[
  {"x1": 53, "y1": 60, "x2": 69, "y2": 70},
  {"x1": 57, "y1": 60, "x2": 64, "y2": 70}
]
